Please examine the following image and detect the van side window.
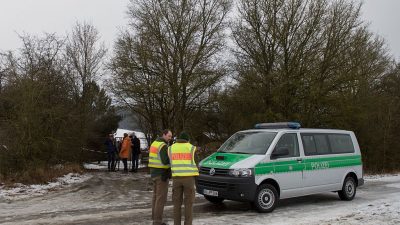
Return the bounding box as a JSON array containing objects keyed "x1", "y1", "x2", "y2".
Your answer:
[
  {"x1": 301, "y1": 135, "x2": 317, "y2": 155},
  {"x1": 301, "y1": 134, "x2": 330, "y2": 155},
  {"x1": 328, "y1": 134, "x2": 355, "y2": 153},
  {"x1": 273, "y1": 133, "x2": 299, "y2": 158},
  {"x1": 314, "y1": 134, "x2": 330, "y2": 154}
]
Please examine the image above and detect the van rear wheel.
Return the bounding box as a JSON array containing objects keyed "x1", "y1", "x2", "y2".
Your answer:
[
  {"x1": 254, "y1": 184, "x2": 278, "y2": 213},
  {"x1": 204, "y1": 195, "x2": 225, "y2": 204},
  {"x1": 338, "y1": 176, "x2": 356, "y2": 201}
]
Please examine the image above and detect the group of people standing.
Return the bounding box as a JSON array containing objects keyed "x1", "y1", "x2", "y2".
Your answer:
[
  {"x1": 149, "y1": 129, "x2": 199, "y2": 225},
  {"x1": 104, "y1": 132, "x2": 141, "y2": 172},
  {"x1": 105, "y1": 129, "x2": 199, "y2": 225}
]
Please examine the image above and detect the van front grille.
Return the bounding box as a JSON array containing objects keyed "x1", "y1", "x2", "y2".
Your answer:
[{"x1": 199, "y1": 167, "x2": 230, "y2": 176}]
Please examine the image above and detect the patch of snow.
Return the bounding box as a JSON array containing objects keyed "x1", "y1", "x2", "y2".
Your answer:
[
  {"x1": 83, "y1": 162, "x2": 108, "y2": 170},
  {"x1": 364, "y1": 173, "x2": 400, "y2": 182},
  {"x1": 83, "y1": 160, "x2": 146, "y2": 170},
  {"x1": 314, "y1": 193, "x2": 400, "y2": 225},
  {"x1": 0, "y1": 173, "x2": 91, "y2": 201},
  {"x1": 385, "y1": 183, "x2": 400, "y2": 188}
]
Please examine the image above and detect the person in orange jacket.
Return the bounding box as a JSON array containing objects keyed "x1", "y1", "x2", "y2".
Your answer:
[{"x1": 119, "y1": 133, "x2": 131, "y2": 172}]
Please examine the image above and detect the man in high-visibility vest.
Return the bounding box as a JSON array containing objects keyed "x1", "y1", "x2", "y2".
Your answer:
[
  {"x1": 149, "y1": 129, "x2": 173, "y2": 225},
  {"x1": 168, "y1": 132, "x2": 199, "y2": 225}
]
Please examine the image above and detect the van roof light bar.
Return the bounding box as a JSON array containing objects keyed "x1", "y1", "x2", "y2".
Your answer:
[{"x1": 254, "y1": 122, "x2": 301, "y2": 129}]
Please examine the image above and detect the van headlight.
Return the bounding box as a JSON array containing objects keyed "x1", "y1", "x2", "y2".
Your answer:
[{"x1": 229, "y1": 168, "x2": 253, "y2": 177}]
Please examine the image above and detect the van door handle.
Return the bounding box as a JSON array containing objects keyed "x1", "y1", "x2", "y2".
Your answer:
[{"x1": 297, "y1": 158, "x2": 303, "y2": 162}]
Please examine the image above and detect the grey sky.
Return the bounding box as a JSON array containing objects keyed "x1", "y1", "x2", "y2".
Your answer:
[
  {"x1": 0, "y1": 0, "x2": 130, "y2": 51},
  {"x1": 0, "y1": 0, "x2": 399, "y2": 60},
  {"x1": 361, "y1": 0, "x2": 400, "y2": 60}
]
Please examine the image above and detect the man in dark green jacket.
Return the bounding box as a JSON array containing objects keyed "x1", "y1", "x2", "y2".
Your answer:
[{"x1": 149, "y1": 129, "x2": 172, "y2": 225}]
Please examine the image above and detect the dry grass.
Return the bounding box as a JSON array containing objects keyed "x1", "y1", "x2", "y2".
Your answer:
[
  {"x1": 0, "y1": 163, "x2": 84, "y2": 186},
  {"x1": 363, "y1": 167, "x2": 400, "y2": 175}
]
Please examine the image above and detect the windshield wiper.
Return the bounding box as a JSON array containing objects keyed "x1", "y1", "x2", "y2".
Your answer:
[{"x1": 228, "y1": 151, "x2": 251, "y2": 154}]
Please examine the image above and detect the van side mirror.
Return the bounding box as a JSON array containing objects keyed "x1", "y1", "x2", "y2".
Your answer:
[{"x1": 271, "y1": 147, "x2": 289, "y2": 159}]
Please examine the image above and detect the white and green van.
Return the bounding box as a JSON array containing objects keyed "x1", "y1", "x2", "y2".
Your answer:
[{"x1": 196, "y1": 122, "x2": 364, "y2": 212}]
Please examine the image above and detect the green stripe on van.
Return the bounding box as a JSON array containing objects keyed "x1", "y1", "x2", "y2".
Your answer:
[{"x1": 255, "y1": 155, "x2": 362, "y2": 175}]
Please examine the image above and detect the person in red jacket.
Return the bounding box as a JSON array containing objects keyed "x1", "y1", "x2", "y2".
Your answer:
[{"x1": 119, "y1": 133, "x2": 131, "y2": 172}]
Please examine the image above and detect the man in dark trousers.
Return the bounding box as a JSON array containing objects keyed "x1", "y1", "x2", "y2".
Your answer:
[
  {"x1": 130, "y1": 132, "x2": 141, "y2": 172},
  {"x1": 149, "y1": 129, "x2": 173, "y2": 225},
  {"x1": 168, "y1": 132, "x2": 199, "y2": 225},
  {"x1": 104, "y1": 134, "x2": 116, "y2": 171}
]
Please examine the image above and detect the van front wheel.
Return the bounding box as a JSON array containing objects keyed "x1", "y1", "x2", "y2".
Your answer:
[
  {"x1": 254, "y1": 184, "x2": 278, "y2": 213},
  {"x1": 338, "y1": 176, "x2": 356, "y2": 201}
]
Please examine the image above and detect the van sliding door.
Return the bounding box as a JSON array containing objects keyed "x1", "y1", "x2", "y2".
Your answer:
[{"x1": 270, "y1": 133, "x2": 304, "y2": 198}]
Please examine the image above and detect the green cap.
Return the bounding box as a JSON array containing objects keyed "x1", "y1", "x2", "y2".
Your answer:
[{"x1": 178, "y1": 132, "x2": 190, "y2": 141}]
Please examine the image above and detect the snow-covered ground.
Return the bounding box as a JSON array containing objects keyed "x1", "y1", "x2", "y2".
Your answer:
[
  {"x1": 196, "y1": 174, "x2": 400, "y2": 225},
  {"x1": 0, "y1": 173, "x2": 92, "y2": 201},
  {"x1": 0, "y1": 160, "x2": 146, "y2": 201},
  {"x1": 195, "y1": 194, "x2": 400, "y2": 225},
  {"x1": 306, "y1": 174, "x2": 400, "y2": 225},
  {"x1": 0, "y1": 173, "x2": 399, "y2": 225}
]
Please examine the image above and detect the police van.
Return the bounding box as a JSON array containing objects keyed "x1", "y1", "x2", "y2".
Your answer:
[{"x1": 196, "y1": 122, "x2": 364, "y2": 212}]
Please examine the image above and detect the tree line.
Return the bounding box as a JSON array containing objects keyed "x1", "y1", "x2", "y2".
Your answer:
[
  {"x1": 109, "y1": 0, "x2": 400, "y2": 173},
  {"x1": 0, "y1": 23, "x2": 120, "y2": 180},
  {"x1": 1, "y1": 0, "x2": 399, "y2": 180}
]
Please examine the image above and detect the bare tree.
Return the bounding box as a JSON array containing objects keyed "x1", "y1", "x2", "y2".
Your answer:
[
  {"x1": 212, "y1": 0, "x2": 396, "y2": 172},
  {"x1": 65, "y1": 22, "x2": 108, "y2": 145},
  {"x1": 229, "y1": 0, "x2": 389, "y2": 125},
  {"x1": 0, "y1": 54, "x2": 5, "y2": 93},
  {"x1": 110, "y1": 0, "x2": 231, "y2": 136},
  {"x1": 0, "y1": 53, "x2": 9, "y2": 94},
  {"x1": 66, "y1": 22, "x2": 107, "y2": 95}
]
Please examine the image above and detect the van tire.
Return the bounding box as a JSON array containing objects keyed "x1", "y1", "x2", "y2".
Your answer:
[
  {"x1": 204, "y1": 195, "x2": 225, "y2": 204},
  {"x1": 338, "y1": 176, "x2": 356, "y2": 201},
  {"x1": 254, "y1": 184, "x2": 278, "y2": 213}
]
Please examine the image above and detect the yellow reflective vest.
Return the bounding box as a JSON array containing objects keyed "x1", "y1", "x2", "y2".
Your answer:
[
  {"x1": 148, "y1": 140, "x2": 170, "y2": 169},
  {"x1": 168, "y1": 142, "x2": 199, "y2": 177}
]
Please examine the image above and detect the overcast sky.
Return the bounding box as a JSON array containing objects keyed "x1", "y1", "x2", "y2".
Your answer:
[{"x1": 0, "y1": 0, "x2": 399, "y2": 60}]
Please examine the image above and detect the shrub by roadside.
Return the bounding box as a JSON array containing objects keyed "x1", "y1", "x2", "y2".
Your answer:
[{"x1": 0, "y1": 163, "x2": 84, "y2": 187}]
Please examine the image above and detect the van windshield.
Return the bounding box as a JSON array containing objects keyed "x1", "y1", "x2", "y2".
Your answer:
[{"x1": 218, "y1": 132, "x2": 277, "y2": 155}]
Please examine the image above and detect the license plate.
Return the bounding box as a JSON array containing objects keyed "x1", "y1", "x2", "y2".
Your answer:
[{"x1": 204, "y1": 189, "x2": 218, "y2": 196}]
